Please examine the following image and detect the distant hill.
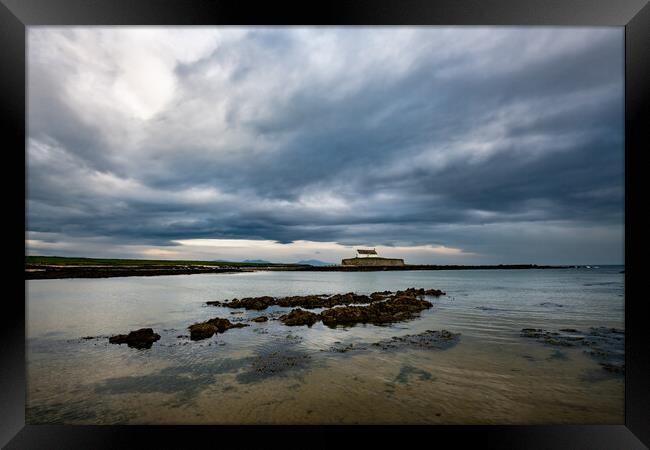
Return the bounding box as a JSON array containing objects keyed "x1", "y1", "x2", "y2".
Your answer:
[
  {"x1": 242, "y1": 259, "x2": 273, "y2": 264},
  {"x1": 296, "y1": 259, "x2": 335, "y2": 266}
]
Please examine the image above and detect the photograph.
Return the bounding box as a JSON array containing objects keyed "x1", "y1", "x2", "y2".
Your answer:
[{"x1": 25, "y1": 26, "x2": 625, "y2": 425}]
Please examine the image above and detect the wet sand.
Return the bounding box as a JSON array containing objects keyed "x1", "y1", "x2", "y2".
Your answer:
[{"x1": 26, "y1": 268, "x2": 624, "y2": 424}]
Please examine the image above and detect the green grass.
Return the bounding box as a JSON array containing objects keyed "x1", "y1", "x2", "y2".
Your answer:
[{"x1": 25, "y1": 255, "x2": 285, "y2": 267}]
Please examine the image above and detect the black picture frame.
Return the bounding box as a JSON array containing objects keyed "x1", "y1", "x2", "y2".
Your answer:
[{"x1": 2, "y1": 0, "x2": 648, "y2": 448}]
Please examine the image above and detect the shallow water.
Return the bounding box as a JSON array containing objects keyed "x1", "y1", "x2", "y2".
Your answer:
[{"x1": 26, "y1": 267, "x2": 624, "y2": 424}]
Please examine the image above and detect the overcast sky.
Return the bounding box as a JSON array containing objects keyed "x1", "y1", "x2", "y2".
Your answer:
[{"x1": 26, "y1": 27, "x2": 624, "y2": 264}]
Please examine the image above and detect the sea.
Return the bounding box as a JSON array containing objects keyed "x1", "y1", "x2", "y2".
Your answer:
[{"x1": 26, "y1": 266, "x2": 624, "y2": 424}]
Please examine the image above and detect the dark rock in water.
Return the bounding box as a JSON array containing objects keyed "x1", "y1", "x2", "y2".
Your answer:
[
  {"x1": 394, "y1": 287, "x2": 446, "y2": 297},
  {"x1": 475, "y1": 306, "x2": 501, "y2": 311},
  {"x1": 520, "y1": 328, "x2": 545, "y2": 339},
  {"x1": 538, "y1": 302, "x2": 564, "y2": 307},
  {"x1": 425, "y1": 289, "x2": 446, "y2": 296},
  {"x1": 520, "y1": 326, "x2": 625, "y2": 375},
  {"x1": 208, "y1": 317, "x2": 248, "y2": 332},
  {"x1": 548, "y1": 349, "x2": 569, "y2": 361},
  {"x1": 588, "y1": 326, "x2": 624, "y2": 337},
  {"x1": 188, "y1": 323, "x2": 218, "y2": 341},
  {"x1": 236, "y1": 349, "x2": 311, "y2": 383},
  {"x1": 520, "y1": 328, "x2": 581, "y2": 346},
  {"x1": 188, "y1": 317, "x2": 248, "y2": 340},
  {"x1": 207, "y1": 288, "x2": 445, "y2": 310},
  {"x1": 326, "y1": 330, "x2": 459, "y2": 354},
  {"x1": 373, "y1": 330, "x2": 460, "y2": 351},
  {"x1": 327, "y1": 342, "x2": 369, "y2": 353},
  {"x1": 109, "y1": 328, "x2": 161, "y2": 349},
  {"x1": 251, "y1": 316, "x2": 268, "y2": 323},
  {"x1": 279, "y1": 309, "x2": 320, "y2": 326},
  {"x1": 600, "y1": 362, "x2": 625, "y2": 374},
  {"x1": 394, "y1": 365, "x2": 434, "y2": 383},
  {"x1": 207, "y1": 293, "x2": 376, "y2": 310},
  {"x1": 320, "y1": 294, "x2": 432, "y2": 327},
  {"x1": 208, "y1": 288, "x2": 444, "y2": 328}
]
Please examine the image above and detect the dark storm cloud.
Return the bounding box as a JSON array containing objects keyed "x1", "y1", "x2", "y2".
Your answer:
[{"x1": 26, "y1": 27, "x2": 624, "y2": 263}]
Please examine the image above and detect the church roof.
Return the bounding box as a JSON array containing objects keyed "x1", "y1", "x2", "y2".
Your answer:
[{"x1": 357, "y1": 249, "x2": 377, "y2": 255}]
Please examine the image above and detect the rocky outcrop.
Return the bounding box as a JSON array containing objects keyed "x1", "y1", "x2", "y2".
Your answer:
[
  {"x1": 188, "y1": 317, "x2": 248, "y2": 341},
  {"x1": 251, "y1": 316, "x2": 268, "y2": 323},
  {"x1": 204, "y1": 288, "x2": 445, "y2": 329},
  {"x1": 188, "y1": 323, "x2": 218, "y2": 341},
  {"x1": 207, "y1": 292, "x2": 376, "y2": 310},
  {"x1": 394, "y1": 287, "x2": 446, "y2": 297},
  {"x1": 109, "y1": 328, "x2": 160, "y2": 349},
  {"x1": 279, "y1": 309, "x2": 320, "y2": 326},
  {"x1": 207, "y1": 288, "x2": 445, "y2": 310},
  {"x1": 320, "y1": 295, "x2": 433, "y2": 327}
]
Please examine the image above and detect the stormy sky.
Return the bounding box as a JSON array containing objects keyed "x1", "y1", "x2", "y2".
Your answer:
[{"x1": 26, "y1": 27, "x2": 624, "y2": 264}]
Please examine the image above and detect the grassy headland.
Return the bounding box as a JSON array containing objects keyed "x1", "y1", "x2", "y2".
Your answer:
[
  {"x1": 25, "y1": 255, "x2": 571, "y2": 280},
  {"x1": 26, "y1": 255, "x2": 279, "y2": 267},
  {"x1": 25, "y1": 255, "x2": 304, "y2": 279}
]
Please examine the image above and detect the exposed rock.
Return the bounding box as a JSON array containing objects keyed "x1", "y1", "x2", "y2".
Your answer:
[
  {"x1": 109, "y1": 328, "x2": 160, "y2": 349},
  {"x1": 209, "y1": 318, "x2": 248, "y2": 332},
  {"x1": 393, "y1": 287, "x2": 445, "y2": 297},
  {"x1": 320, "y1": 294, "x2": 433, "y2": 327},
  {"x1": 188, "y1": 317, "x2": 248, "y2": 341},
  {"x1": 207, "y1": 288, "x2": 445, "y2": 310},
  {"x1": 279, "y1": 308, "x2": 320, "y2": 326},
  {"x1": 251, "y1": 316, "x2": 268, "y2": 323},
  {"x1": 188, "y1": 323, "x2": 217, "y2": 341},
  {"x1": 212, "y1": 296, "x2": 275, "y2": 310},
  {"x1": 207, "y1": 292, "x2": 377, "y2": 310}
]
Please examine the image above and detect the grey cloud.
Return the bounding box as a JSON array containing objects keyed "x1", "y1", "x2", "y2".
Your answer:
[{"x1": 26, "y1": 27, "x2": 624, "y2": 263}]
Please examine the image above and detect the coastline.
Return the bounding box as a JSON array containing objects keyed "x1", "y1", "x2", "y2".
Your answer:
[{"x1": 25, "y1": 263, "x2": 573, "y2": 280}]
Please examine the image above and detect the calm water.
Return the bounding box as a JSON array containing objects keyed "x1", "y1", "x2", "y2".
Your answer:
[{"x1": 26, "y1": 267, "x2": 624, "y2": 424}]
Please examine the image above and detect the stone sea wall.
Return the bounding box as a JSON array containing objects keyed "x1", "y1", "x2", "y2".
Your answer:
[{"x1": 341, "y1": 257, "x2": 405, "y2": 267}]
